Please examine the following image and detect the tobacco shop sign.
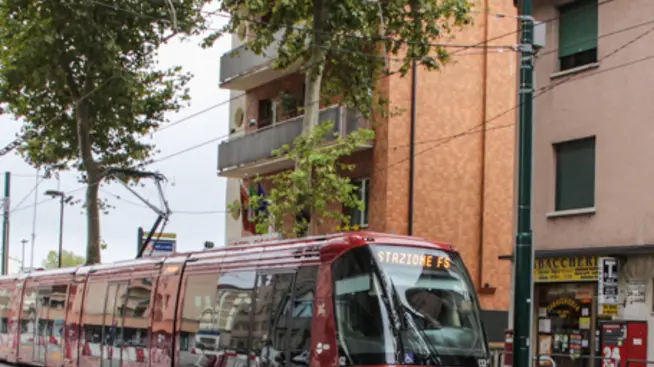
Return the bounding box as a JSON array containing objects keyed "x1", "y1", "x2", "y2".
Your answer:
[{"x1": 534, "y1": 256, "x2": 599, "y2": 283}]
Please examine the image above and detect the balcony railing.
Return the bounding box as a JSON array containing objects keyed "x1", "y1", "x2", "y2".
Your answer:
[
  {"x1": 217, "y1": 105, "x2": 370, "y2": 177},
  {"x1": 220, "y1": 29, "x2": 302, "y2": 91}
]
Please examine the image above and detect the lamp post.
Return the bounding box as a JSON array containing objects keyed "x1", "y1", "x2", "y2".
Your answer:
[{"x1": 44, "y1": 190, "x2": 71, "y2": 268}]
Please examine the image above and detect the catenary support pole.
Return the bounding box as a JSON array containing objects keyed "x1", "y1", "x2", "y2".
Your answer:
[
  {"x1": 29, "y1": 169, "x2": 39, "y2": 269},
  {"x1": 512, "y1": 0, "x2": 535, "y2": 366},
  {"x1": 57, "y1": 195, "x2": 65, "y2": 268},
  {"x1": 1, "y1": 172, "x2": 10, "y2": 275}
]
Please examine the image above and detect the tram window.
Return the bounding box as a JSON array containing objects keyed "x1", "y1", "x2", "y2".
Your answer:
[
  {"x1": 35, "y1": 287, "x2": 52, "y2": 357},
  {"x1": 0, "y1": 286, "x2": 10, "y2": 333},
  {"x1": 82, "y1": 281, "x2": 107, "y2": 344},
  {"x1": 20, "y1": 287, "x2": 37, "y2": 345},
  {"x1": 251, "y1": 272, "x2": 294, "y2": 364},
  {"x1": 178, "y1": 272, "x2": 220, "y2": 359},
  {"x1": 67, "y1": 282, "x2": 85, "y2": 342},
  {"x1": 286, "y1": 266, "x2": 318, "y2": 364},
  {"x1": 214, "y1": 270, "x2": 256, "y2": 353},
  {"x1": 122, "y1": 278, "x2": 153, "y2": 348},
  {"x1": 332, "y1": 247, "x2": 397, "y2": 365},
  {"x1": 50, "y1": 284, "x2": 68, "y2": 343}
]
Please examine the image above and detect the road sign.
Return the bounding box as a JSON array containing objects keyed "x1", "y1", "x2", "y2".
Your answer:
[
  {"x1": 598, "y1": 257, "x2": 619, "y2": 306},
  {"x1": 140, "y1": 232, "x2": 177, "y2": 257}
]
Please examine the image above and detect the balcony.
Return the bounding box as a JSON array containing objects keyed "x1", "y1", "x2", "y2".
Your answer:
[
  {"x1": 220, "y1": 29, "x2": 303, "y2": 91},
  {"x1": 217, "y1": 105, "x2": 372, "y2": 178}
]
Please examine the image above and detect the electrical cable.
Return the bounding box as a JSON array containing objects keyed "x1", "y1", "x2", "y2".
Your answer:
[
  {"x1": 101, "y1": 188, "x2": 226, "y2": 214},
  {"x1": 87, "y1": 0, "x2": 517, "y2": 51},
  {"x1": 47, "y1": 40, "x2": 654, "y2": 214},
  {"x1": 8, "y1": 5, "x2": 654, "y2": 216},
  {"x1": 9, "y1": 175, "x2": 46, "y2": 212},
  {"x1": 0, "y1": 75, "x2": 120, "y2": 158},
  {"x1": 1, "y1": 0, "x2": 623, "y2": 160}
]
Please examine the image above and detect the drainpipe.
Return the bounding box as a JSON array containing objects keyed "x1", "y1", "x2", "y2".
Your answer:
[
  {"x1": 408, "y1": 59, "x2": 417, "y2": 236},
  {"x1": 477, "y1": 0, "x2": 490, "y2": 290}
]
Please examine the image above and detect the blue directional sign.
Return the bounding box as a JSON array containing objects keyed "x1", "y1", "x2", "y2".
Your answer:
[{"x1": 140, "y1": 232, "x2": 177, "y2": 257}]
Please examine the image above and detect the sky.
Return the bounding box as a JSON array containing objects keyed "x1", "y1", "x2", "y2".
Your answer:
[{"x1": 0, "y1": 14, "x2": 232, "y2": 273}]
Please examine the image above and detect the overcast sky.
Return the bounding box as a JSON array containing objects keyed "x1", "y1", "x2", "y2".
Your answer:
[{"x1": 0, "y1": 14, "x2": 232, "y2": 273}]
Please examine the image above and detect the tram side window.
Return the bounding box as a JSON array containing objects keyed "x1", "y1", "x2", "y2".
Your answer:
[
  {"x1": 251, "y1": 272, "x2": 294, "y2": 364},
  {"x1": 0, "y1": 287, "x2": 10, "y2": 333},
  {"x1": 49, "y1": 285, "x2": 68, "y2": 343},
  {"x1": 67, "y1": 282, "x2": 85, "y2": 342},
  {"x1": 122, "y1": 278, "x2": 153, "y2": 347},
  {"x1": 214, "y1": 270, "x2": 256, "y2": 353},
  {"x1": 36, "y1": 287, "x2": 53, "y2": 346},
  {"x1": 102, "y1": 283, "x2": 127, "y2": 348},
  {"x1": 20, "y1": 287, "x2": 37, "y2": 345},
  {"x1": 178, "y1": 273, "x2": 220, "y2": 356},
  {"x1": 82, "y1": 281, "x2": 107, "y2": 344},
  {"x1": 286, "y1": 266, "x2": 318, "y2": 364}
]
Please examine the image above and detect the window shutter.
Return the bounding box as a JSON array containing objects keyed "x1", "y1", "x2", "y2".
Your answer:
[
  {"x1": 559, "y1": 0, "x2": 598, "y2": 58},
  {"x1": 555, "y1": 137, "x2": 596, "y2": 211}
]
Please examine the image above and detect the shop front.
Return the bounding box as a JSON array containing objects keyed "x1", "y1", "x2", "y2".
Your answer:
[{"x1": 534, "y1": 255, "x2": 619, "y2": 367}]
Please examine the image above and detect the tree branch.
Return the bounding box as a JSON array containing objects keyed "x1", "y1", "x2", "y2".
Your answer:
[{"x1": 62, "y1": 59, "x2": 81, "y2": 99}]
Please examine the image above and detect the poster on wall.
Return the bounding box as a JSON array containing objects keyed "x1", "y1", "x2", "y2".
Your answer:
[
  {"x1": 626, "y1": 280, "x2": 646, "y2": 304},
  {"x1": 598, "y1": 257, "x2": 619, "y2": 305}
]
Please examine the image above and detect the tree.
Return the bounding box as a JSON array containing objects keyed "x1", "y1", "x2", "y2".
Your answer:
[
  {"x1": 41, "y1": 250, "x2": 85, "y2": 269},
  {"x1": 245, "y1": 121, "x2": 374, "y2": 237},
  {"x1": 0, "y1": 1, "x2": 207, "y2": 264},
  {"x1": 213, "y1": 0, "x2": 473, "y2": 236}
]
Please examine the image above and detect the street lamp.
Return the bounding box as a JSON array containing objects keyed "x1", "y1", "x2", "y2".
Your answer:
[{"x1": 44, "y1": 190, "x2": 72, "y2": 268}]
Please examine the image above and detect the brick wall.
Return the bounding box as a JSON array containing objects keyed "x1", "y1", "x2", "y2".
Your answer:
[{"x1": 237, "y1": 1, "x2": 517, "y2": 310}]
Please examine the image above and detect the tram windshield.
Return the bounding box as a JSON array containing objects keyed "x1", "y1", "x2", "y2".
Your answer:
[{"x1": 332, "y1": 245, "x2": 488, "y2": 366}]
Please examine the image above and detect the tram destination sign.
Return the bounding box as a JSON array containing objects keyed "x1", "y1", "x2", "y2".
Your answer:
[{"x1": 140, "y1": 232, "x2": 177, "y2": 257}]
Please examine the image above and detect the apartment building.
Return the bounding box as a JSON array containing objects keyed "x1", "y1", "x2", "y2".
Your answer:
[
  {"x1": 528, "y1": 0, "x2": 654, "y2": 363},
  {"x1": 219, "y1": 3, "x2": 518, "y2": 320}
]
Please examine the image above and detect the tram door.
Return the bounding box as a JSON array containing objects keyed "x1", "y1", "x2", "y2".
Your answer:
[
  {"x1": 32, "y1": 287, "x2": 52, "y2": 365},
  {"x1": 102, "y1": 283, "x2": 128, "y2": 367}
]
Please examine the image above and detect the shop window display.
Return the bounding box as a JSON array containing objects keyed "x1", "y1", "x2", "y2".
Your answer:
[{"x1": 536, "y1": 283, "x2": 597, "y2": 367}]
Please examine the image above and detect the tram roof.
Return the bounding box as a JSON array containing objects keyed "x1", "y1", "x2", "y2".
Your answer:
[{"x1": 0, "y1": 231, "x2": 454, "y2": 281}]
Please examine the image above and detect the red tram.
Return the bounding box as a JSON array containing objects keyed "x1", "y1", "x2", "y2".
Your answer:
[{"x1": 0, "y1": 231, "x2": 490, "y2": 367}]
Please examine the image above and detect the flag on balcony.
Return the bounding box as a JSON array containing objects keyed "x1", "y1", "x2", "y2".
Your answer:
[
  {"x1": 240, "y1": 180, "x2": 256, "y2": 234},
  {"x1": 256, "y1": 181, "x2": 268, "y2": 215},
  {"x1": 247, "y1": 180, "x2": 256, "y2": 223}
]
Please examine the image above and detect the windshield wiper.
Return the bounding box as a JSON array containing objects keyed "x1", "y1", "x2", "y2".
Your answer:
[
  {"x1": 368, "y1": 256, "x2": 405, "y2": 363},
  {"x1": 400, "y1": 307, "x2": 443, "y2": 367}
]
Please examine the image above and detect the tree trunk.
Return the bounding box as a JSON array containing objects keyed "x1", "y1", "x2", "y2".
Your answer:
[
  {"x1": 76, "y1": 100, "x2": 102, "y2": 265},
  {"x1": 297, "y1": 0, "x2": 328, "y2": 237},
  {"x1": 84, "y1": 177, "x2": 102, "y2": 264}
]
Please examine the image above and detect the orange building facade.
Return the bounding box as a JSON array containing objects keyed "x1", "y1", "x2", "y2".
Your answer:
[{"x1": 220, "y1": 3, "x2": 519, "y2": 315}]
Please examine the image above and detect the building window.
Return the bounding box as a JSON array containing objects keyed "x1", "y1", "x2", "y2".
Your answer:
[
  {"x1": 558, "y1": 0, "x2": 598, "y2": 71},
  {"x1": 554, "y1": 137, "x2": 596, "y2": 211},
  {"x1": 349, "y1": 178, "x2": 370, "y2": 228},
  {"x1": 258, "y1": 99, "x2": 274, "y2": 128}
]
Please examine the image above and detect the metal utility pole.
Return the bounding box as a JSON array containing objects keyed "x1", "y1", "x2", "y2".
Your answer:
[
  {"x1": 20, "y1": 239, "x2": 27, "y2": 273},
  {"x1": 45, "y1": 190, "x2": 69, "y2": 268},
  {"x1": 1, "y1": 172, "x2": 10, "y2": 275},
  {"x1": 512, "y1": 0, "x2": 535, "y2": 366},
  {"x1": 29, "y1": 169, "x2": 40, "y2": 269}
]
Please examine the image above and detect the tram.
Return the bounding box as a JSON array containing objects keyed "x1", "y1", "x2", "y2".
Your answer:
[{"x1": 0, "y1": 231, "x2": 490, "y2": 367}]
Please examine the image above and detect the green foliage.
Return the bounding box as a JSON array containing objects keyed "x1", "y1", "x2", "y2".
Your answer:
[
  {"x1": 0, "y1": 0, "x2": 208, "y2": 263},
  {"x1": 41, "y1": 250, "x2": 86, "y2": 269},
  {"x1": 210, "y1": 0, "x2": 473, "y2": 238},
  {"x1": 247, "y1": 121, "x2": 374, "y2": 238},
  {"x1": 207, "y1": 0, "x2": 474, "y2": 120}
]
